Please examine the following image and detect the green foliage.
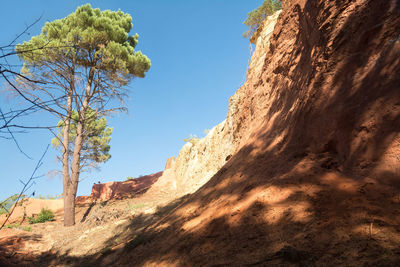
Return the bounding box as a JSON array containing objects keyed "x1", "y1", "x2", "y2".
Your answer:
[
  {"x1": 23, "y1": 226, "x2": 32, "y2": 232},
  {"x1": 35, "y1": 193, "x2": 62, "y2": 200},
  {"x1": 16, "y1": 4, "x2": 151, "y2": 226},
  {"x1": 4, "y1": 223, "x2": 20, "y2": 229},
  {"x1": 51, "y1": 107, "x2": 112, "y2": 170},
  {"x1": 4, "y1": 223, "x2": 32, "y2": 232},
  {"x1": 243, "y1": 0, "x2": 282, "y2": 39},
  {"x1": 0, "y1": 194, "x2": 27, "y2": 214},
  {"x1": 28, "y1": 208, "x2": 55, "y2": 224},
  {"x1": 184, "y1": 134, "x2": 200, "y2": 145},
  {"x1": 126, "y1": 176, "x2": 134, "y2": 180},
  {"x1": 17, "y1": 4, "x2": 150, "y2": 80},
  {"x1": 127, "y1": 203, "x2": 145, "y2": 211}
]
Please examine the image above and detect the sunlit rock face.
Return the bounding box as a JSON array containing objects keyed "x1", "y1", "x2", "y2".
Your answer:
[
  {"x1": 115, "y1": 1, "x2": 400, "y2": 265},
  {"x1": 171, "y1": 12, "x2": 281, "y2": 195},
  {"x1": 90, "y1": 172, "x2": 162, "y2": 201},
  {"x1": 85, "y1": 12, "x2": 283, "y2": 201}
]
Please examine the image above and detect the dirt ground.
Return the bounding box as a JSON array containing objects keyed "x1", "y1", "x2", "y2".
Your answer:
[
  {"x1": 1, "y1": 0, "x2": 400, "y2": 266},
  {"x1": 0, "y1": 198, "x2": 64, "y2": 226},
  {"x1": 0, "y1": 186, "x2": 182, "y2": 266}
]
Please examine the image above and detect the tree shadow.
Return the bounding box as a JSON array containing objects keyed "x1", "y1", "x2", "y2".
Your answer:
[
  {"x1": 80, "y1": 202, "x2": 96, "y2": 223},
  {"x1": 1, "y1": 0, "x2": 400, "y2": 266}
]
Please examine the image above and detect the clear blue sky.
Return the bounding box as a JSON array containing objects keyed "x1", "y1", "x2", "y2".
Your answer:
[{"x1": 0, "y1": 0, "x2": 261, "y2": 199}]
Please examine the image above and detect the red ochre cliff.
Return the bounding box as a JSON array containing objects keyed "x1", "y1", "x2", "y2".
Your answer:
[
  {"x1": 88, "y1": 172, "x2": 163, "y2": 202},
  {"x1": 109, "y1": 1, "x2": 400, "y2": 266},
  {"x1": 2, "y1": 1, "x2": 398, "y2": 265}
]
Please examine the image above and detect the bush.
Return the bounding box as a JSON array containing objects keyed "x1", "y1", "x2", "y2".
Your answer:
[
  {"x1": 0, "y1": 194, "x2": 27, "y2": 214},
  {"x1": 5, "y1": 223, "x2": 20, "y2": 229},
  {"x1": 243, "y1": 0, "x2": 282, "y2": 39},
  {"x1": 127, "y1": 203, "x2": 145, "y2": 211},
  {"x1": 23, "y1": 226, "x2": 32, "y2": 232},
  {"x1": 36, "y1": 194, "x2": 62, "y2": 200},
  {"x1": 184, "y1": 134, "x2": 200, "y2": 145},
  {"x1": 4, "y1": 223, "x2": 32, "y2": 232},
  {"x1": 28, "y1": 208, "x2": 55, "y2": 224}
]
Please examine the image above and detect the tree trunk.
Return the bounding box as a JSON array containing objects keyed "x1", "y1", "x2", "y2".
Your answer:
[
  {"x1": 64, "y1": 182, "x2": 76, "y2": 226},
  {"x1": 64, "y1": 81, "x2": 91, "y2": 226},
  {"x1": 63, "y1": 92, "x2": 73, "y2": 227},
  {"x1": 65, "y1": 118, "x2": 84, "y2": 226}
]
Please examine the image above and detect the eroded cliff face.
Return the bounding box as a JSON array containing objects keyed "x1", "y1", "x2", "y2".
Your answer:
[
  {"x1": 89, "y1": 172, "x2": 162, "y2": 201},
  {"x1": 114, "y1": 1, "x2": 400, "y2": 266},
  {"x1": 171, "y1": 11, "x2": 282, "y2": 195},
  {"x1": 173, "y1": 121, "x2": 234, "y2": 194},
  {"x1": 85, "y1": 11, "x2": 282, "y2": 201}
]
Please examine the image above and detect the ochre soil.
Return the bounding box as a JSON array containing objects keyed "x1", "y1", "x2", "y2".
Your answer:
[
  {"x1": 0, "y1": 186, "x2": 183, "y2": 266},
  {"x1": 0, "y1": 198, "x2": 64, "y2": 226},
  {"x1": 1, "y1": 0, "x2": 400, "y2": 266}
]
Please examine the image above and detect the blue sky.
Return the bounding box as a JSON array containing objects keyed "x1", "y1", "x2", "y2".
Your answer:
[{"x1": 0, "y1": 0, "x2": 261, "y2": 199}]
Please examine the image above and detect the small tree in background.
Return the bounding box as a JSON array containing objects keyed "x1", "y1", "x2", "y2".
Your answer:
[
  {"x1": 51, "y1": 108, "x2": 112, "y2": 172},
  {"x1": 16, "y1": 4, "x2": 151, "y2": 226},
  {"x1": 243, "y1": 0, "x2": 282, "y2": 40},
  {"x1": 0, "y1": 194, "x2": 27, "y2": 215},
  {"x1": 184, "y1": 134, "x2": 200, "y2": 145}
]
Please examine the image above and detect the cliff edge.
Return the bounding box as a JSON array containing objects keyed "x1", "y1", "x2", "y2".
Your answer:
[{"x1": 112, "y1": 1, "x2": 400, "y2": 265}]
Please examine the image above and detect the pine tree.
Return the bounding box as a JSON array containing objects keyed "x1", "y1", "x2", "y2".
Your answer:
[
  {"x1": 16, "y1": 4, "x2": 150, "y2": 226},
  {"x1": 243, "y1": 0, "x2": 282, "y2": 40},
  {"x1": 51, "y1": 108, "x2": 112, "y2": 172}
]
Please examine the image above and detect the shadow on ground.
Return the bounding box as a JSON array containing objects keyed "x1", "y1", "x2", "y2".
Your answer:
[{"x1": 1, "y1": 0, "x2": 400, "y2": 266}]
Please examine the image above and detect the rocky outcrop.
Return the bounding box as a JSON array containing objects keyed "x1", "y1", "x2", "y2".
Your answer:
[
  {"x1": 102, "y1": 12, "x2": 282, "y2": 201},
  {"x1": 89, "y1": 172, "x2": 162, "y2": 201},
  {"x1": 174, "y1": 121, "x2": 237, "y2": 194},
  {"x1": 164, "y1": 156, "x2": 175, "y2": 170},
  {"x1": 170, "y1": 12, "x2": 282, "y2": 195},
  {"x1": 115, "y1": 1, "x2": 400, "y2": 266}
]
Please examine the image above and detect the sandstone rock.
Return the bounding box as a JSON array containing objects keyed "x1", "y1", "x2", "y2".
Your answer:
[
  {"x1": 75, "y1": 196, "x2": 91, "y2": 205},
  {"x1": 115, "y1": 1, "x2": 400, "y2": 265},
  {"x1": 164, "y1": 156, "x2": 175, "y2": 170},
  {"x1": 89, "y1": 172, "x2": 162, "y2": 201},
  {"x1": 169, "y1": 12, "x2": 282, "y2": 196}
]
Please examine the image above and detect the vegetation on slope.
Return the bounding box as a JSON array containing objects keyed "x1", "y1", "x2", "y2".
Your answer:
[{"x1": 243, "y1": 0, "x2": 282, "y2": 40}]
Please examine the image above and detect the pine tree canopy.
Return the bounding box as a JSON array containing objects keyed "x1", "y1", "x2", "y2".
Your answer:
[
  {"x1": 15, "y1": 4, "x2": 150, "y2": 226},
  {"x1": 243, "y1": 0, "x2": 282, "y2": 40},
  {"x1": 16, "y1": 3, "x2": 150, "y2": 81},
  {"x1": 51, "y1": 108, "x2": 112, "y2": 170}
]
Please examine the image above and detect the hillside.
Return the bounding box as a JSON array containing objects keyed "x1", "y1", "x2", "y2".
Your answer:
[
  {"x1": 106, "y1": 1, "x2": 400, "y2": 265},
  {"x1": 1, "y1": 0, "x2": 400, "y2": 266}
]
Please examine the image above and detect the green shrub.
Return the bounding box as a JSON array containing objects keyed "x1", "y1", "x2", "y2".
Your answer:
[
  {"x1": 5, "y1": 223, "x2": 20, "y2": 229},
  {"x1": 28, "y1": 208, "x2": 55, "y2": 224},
  {"x1": 23, "y1": 226, "x2": 32, "y2": 232},
  {"x1": 4, "y1": 223, "x2": 31, "y2": 232},
  {"x1": 184, "y1": 134, "x2": 200, "y2": 145},
  {"x1": 243, "y1": 0, "x2": 282, "y2": 39},
  {"x1": 0, "y1": 194, "x2": 27, "y2": 214},
  {"x1": 4, "y1": 223, "x2": 32, "y2": 232},
  {"x1": 36, "y1": 194, "x2": 62, "y2": 200},
  {"x1": 127, "y1": 203, "x2": 145, "y2": 211}
]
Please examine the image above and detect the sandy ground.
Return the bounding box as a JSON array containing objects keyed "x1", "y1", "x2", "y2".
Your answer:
[
  {"x1": 0, "y1": 198, "x2": 63, "y2": 226},
  {"x1": 0, "y1": 183, "x2": 182, "y2": 266},
  {"x1": 1, "y1": 0, "x2": 400, "y2": 266}
]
